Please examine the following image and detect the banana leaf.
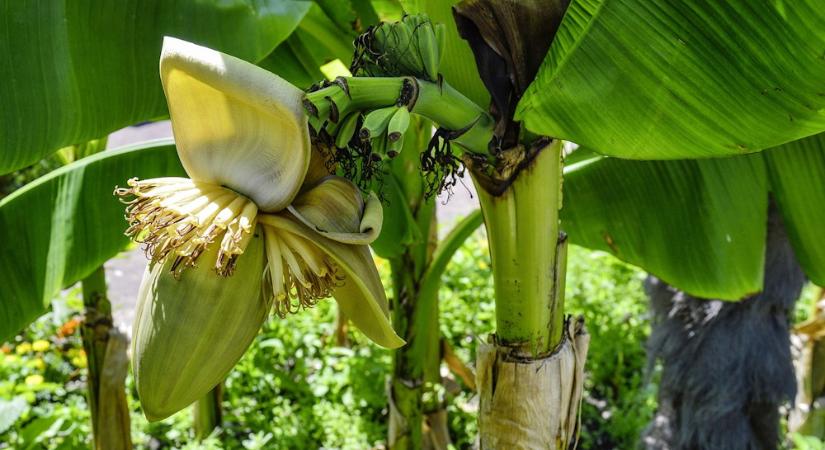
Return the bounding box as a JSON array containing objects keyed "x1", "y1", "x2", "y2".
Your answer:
[
  {"x1": 0, "y1": 0, "x2": 311, "y2": 174},
  {"x1": 0, "y1": 141, "x2": 183, "y2": 341},
  {"x1": 562, "y1": 133, "x2": 825, "y2": 300},
  {"x1": 518, "y1": 0, "x2": 825, "y2": 159}
]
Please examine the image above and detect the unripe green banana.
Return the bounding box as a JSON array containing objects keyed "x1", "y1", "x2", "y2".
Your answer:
[
  {"x1": 435, "y1": 23, "x2": 446, "y2": 66},
  {"x1": 415, "y1": 20, "x2": 439, "y2": 82},
  {"x1": 132, "y1": 230, "x2": 268, "y2": 421},
  {"x1": 356, "y1": 14, "x2": 442, "y2": 82},
  {"x1": 359, "y1": 106, "x2": 398, "y2": 140},
  {"x1": 386, "y1": 135, "x2": 403, "y2": 159},
  {"x1": 390, "y1": 18, "x2": 413, "y2": 52},
  {"x1": 335, "y1": 113, "x2": 360, "y2": 148},
  {"x1": 402, "y1": 14, "x2": 425, "y2": 29},
  {"x1": 371, "y1": 133, "x2": 389, "y2": 161},
  {"x1": 387, "y1": 107, "x2": 410, "y2": 142}
]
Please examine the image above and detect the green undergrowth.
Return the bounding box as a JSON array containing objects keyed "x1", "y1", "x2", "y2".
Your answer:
[{"x1": 1, "y1": 229, "x2": 662, "y2": 449}]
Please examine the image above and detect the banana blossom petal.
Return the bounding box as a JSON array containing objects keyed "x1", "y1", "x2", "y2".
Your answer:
[
  {"x1": 132, "y1": 231, "x2": 269, "y2": 421},
  {"x1": 160, "y1": 37, "x2": 310, "y2": 212},
  {"x1": 259, "y1": 214, "x2": 403, "y2": 349},
  {"x1": 288, "y1": 175, "x2": 383, "y2": 244}
]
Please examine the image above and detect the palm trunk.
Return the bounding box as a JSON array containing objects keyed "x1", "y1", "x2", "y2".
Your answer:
[
  {"x1": 643, "y1": 204, "x2": 805, "y2": 450},
  {"x1": 80, "y1": 266, "x2": 132, "y2": 450},
  {"x1": 471, "y1": 140, "x2": 589, "y2": 449}
]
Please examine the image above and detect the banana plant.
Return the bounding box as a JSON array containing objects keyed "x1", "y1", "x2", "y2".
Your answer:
[
  {"x1": 4, "y1": 0, "x2": 825, "y2": 448},
  {"x1": 370, "y1": 117, "x2": 484, "y2": 449},
  {"x1": 305, "y1": 1, "x2": 825, "y2": 447},
  {"x1": 1, "y1": 4, "x2": 476, "y2": 448}
]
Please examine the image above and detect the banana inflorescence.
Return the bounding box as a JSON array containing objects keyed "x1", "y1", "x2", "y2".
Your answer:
[{"x1": 117, "y1": 37, "x2": 403, "y2": 423}]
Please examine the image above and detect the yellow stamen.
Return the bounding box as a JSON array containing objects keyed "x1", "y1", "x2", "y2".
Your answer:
[
  {"x1": 114, "y1": 177, "x2": 258, "y2": 278},
  {"x1": 262, "y1": 223, "x2": 340, "y2": 318}
]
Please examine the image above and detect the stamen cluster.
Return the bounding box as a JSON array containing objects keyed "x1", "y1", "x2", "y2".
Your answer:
[
  {"x1": 115, "y1": 177, "x2": 257, "y2": 278},
  {"x1": 262, "y1": 225, "x2": 343, "y2": 318}
]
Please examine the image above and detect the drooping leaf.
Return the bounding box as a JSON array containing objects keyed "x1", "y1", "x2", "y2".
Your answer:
[
  {"x1": 517, "y1": 0, "x2": 825, "y2": 159},
  {"x1": 453, "y1": 0, "x2": 569, "y2": 146},
  {"x1": 764, "y1": 134, "x2": 825, "y2": 286},
  {"x1": 0, "y1": 141, "x2": 184, "y2": 342},
  {"x1": 562, "y1": 133, "x2": 825, "y2": 300},
  {"x1": 561, "y1": 153, "x2": 768, "y2": 300},
  {"x1": 0, "y1": 0, "x2": 311, "y2": 174},
  {"x1": 399, "y1": 0, "x2": 490, "y2": 108}
]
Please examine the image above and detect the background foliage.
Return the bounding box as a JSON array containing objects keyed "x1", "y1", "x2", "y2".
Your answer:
[{"x1": 1, "y1": 230, "x2": 655, "y2": 449}]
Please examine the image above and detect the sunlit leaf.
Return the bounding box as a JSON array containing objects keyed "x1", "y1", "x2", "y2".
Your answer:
[
  {"x1": 562, "y1": 133, "x2": 825, "y2": 300},
  {"x1": 518, "y1": 0, "x2": 825, "y2": 159},
  {"x1": 0, "y1": 141, "x2": 184, "y2": 341},
  {"x1": 0, "y1": 0, "x2": 311, "y2": 174}
]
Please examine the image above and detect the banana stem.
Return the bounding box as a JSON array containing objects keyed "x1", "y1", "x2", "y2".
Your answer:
[
  {"x1": 474, "y1": 140, "x2": 566, "y2": 355},
  {"x1": 80, "y1": 266, "x2": 132, "y2": 450},
  {"x1": 193, "y1": 383, "x2": 223, "y2": 440},
  {"x1": 473, "y1": 140, "x2": 587, "y2": 448},
  {"x1": 304, "y1": 77, "x2": 494, "y2": 156}
]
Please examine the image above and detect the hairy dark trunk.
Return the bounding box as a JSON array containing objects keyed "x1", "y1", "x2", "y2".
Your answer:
[{"x1": 643, "y1": 204, "x2": 805, "y2": 450}]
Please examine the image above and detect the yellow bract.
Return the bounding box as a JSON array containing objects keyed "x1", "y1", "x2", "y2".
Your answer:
[{"x1": 160, "y1": 37, "x2": 310, "y2": 212}]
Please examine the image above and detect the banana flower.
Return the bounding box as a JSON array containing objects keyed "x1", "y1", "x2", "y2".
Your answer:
[{"x1": 116, "y1": 37, "x2": 402, "y2": 421}]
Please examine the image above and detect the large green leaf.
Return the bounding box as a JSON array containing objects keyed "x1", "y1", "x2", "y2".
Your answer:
[
  {"x1": 562, "y1": 133, "x2": 825, "y2": 300},
  {"x1": 517, "y1": 0, "x2": 825, "y2": 159},
  {"x1": 561, "y1": 153, "x2": 768, "y2": 300},
  {"x1": 0, "y1": 141, "x2": 183, "y2": 342},
  {"x1": 0, "y1": 0, "x2": 311, "y2": 174},
  {"x1": 764, "y1": 135, "x2": 825, "y2": 286}
]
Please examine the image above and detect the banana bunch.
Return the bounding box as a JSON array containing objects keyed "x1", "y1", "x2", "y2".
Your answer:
[
  {"x1": 329, "y1": 105, "x2": 412, "y2": 164},
  {"x1": 355, "y1": 14, "x2": 445, "y2": 82},
  {"x1": 117, "y1": 38, "x2": 403, "y2": 421}
]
